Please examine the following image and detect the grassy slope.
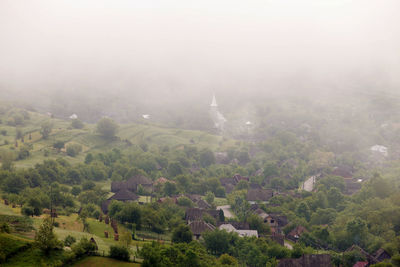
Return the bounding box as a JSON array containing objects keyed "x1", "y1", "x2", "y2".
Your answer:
[
  {"x1": 73, "y1": 256, "x2": 140, "y2": 267},
  {"x1": 0, "y1": 108, "x2": 235, "y2": 168},
  {"x1": 0, "y1": 233, "x2": 32, "y2": 259}
]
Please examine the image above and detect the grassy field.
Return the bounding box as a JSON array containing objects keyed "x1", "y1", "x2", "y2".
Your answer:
[
  {"x1": 0, "y1": 200, "x2": 21, "y2": 216},
  {"x1": 73, "y1": 256, "x2": 140, "y2": 267},
  {"x1": 0, "y1": 107, "x2": 236, "y2": 169}
]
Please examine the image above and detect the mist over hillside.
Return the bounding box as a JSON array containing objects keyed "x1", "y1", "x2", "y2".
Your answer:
[{"x1": 1, "y1": 0, "x2": 400, "y2": 127}]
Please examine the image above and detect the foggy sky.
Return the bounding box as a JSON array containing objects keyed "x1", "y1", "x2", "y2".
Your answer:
[{"x1": 0, "y1": 0, "x2": 399, "y2": 102}]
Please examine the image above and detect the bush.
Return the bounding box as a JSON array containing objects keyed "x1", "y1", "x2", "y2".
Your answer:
[
  {"x1": 172, "y1": 224, "x2": 192, "y2": 243},
  {"x1": 96, "y1": 117, "x2": 119, "y2": 139},
  {"x1": 0, "y1": 223, "x2": 11, "y2": 233},
  {"x1": 109, "y1": 245, "x2": 130, "y2": 261},
  {"x1": 53, "y1": 141, "x2": 65, "y2": 151},
  {"x1": 72, "y1": 237, "x2": 97, "y2": 258},
  {"x1": 71, "y1": 119, "x2": 84, "y2": 129},
  {"x1": 66, "y1": 144, "x2": 82, "y2": 157},
  {"x1": 64, "y1": 235, "x2": 76, "y2": 247},
  {"x1": 0, "y1": 130, "x2": 6, "y2": 136},
  {"x1": 71, "y1": 186, "x2": 81, "y2": 196}
]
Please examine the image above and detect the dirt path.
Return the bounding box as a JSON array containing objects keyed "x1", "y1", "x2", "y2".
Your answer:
[
  {"x1": 301, "y1": 175, "x2": 316, "y2": 192},
  {"x1": 217, "y1": 205, "x2": 234, "y2": 219}
]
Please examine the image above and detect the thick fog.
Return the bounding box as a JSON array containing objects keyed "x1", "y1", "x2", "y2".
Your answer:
[{"x1": 0, "y1": 0, "x2": 400, "y2": 113}]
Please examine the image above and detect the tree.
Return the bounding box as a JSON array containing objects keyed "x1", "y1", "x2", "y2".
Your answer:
[
  {"x1": 109, "y1": 245, "x2": 130, "y2": 261},
  {"x1": 235, "y1": 180, "x2": 249, "y2": 190},
  {"x1": 327, "y1": 187, "x2": 343, "y2": 209},
  {"x1": 203, "y1": 229, "x2": 237, "y2": 256},
  {"x1": 168, "y1": 162, "x2": 183, "y2": 177},
  {"x1": 218, "y1": 254, "x2": 239, "y2": 266},
  {"x1": 346, "y1": 218, "x2": 367, "y2": 246},
  {"x1": 34, "y1": 217, "x2": 61, "y2": 254},
  {"x1": 96, "y1": 117, "x2": 118, "y2": 139},
  {"x1": 84, "y1": 153, "x2": 94, "y2": 164},
  {"x1": 71, "y1": 119, "x2": 84, "y2": 129},
  {"x1": 296, "y1": 202, "x2": 311, "y2": 221},
  {"x1": 40, "y1": 121, "x2": 53, "y2": 139},
  {"x1": 66, "y1": 144, "x2": 82, "y2": 157},
  {"x1": 53, "y1": 141, "x2": 65, "y2": 152},
  {"x1": 172, "y1": 224, "x2": 193, "y2": 243},
  {"x1": 71, "y1": 186, "x2": 81, "y2": 196},
  {"x1": 64, "y1": 235, "x2": 76, "y2": 246},
  {"x1": 199, "y1": 149, "x2": 215, "y2": 167},
  {"x1": 177, "y1": 196, "x2": 193, "y2": 207},
  {"x1": 164, "y1": 181, "x2": 178, "y2": 196},
  {"x1": 205, "y1": 191, "x2": 215, "y2": 205},
  {"x1": 120, "y1": 231, "x2": 132, "y2": 248},
  {"x1": 0, "y1": 150, "x2": 15, "y2": 171},
  {"x1": 247, "y1": 213, "x2": 270, "y2": 234}
]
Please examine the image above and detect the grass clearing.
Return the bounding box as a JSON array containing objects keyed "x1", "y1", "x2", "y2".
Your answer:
[{"x1": 73, "y1": 256, "x2": 140, "y2": 267}]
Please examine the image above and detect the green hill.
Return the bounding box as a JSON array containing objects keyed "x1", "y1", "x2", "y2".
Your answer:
[{"x1": 0, "y1": 106, "x2": 235, "y2": 168}]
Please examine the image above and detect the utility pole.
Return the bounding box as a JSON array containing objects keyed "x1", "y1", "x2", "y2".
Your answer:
[{"x1": 50, "y1": 184, "x2": 54, "y2": 225}]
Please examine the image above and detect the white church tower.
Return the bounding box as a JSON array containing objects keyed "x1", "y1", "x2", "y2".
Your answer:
[{"x1": 209, "y1": 93, "x2": 227, "y2": 132}]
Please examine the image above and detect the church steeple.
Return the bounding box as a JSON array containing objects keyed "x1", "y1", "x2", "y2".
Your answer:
[{"x1": 210, "y1": 94, "x2": 218, "y2": 107}]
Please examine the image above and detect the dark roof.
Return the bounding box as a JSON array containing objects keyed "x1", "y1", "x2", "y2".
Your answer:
[
  {"x1": 127, "y1": 175, "x2": 153, "y2": 186},
  {"x1": 185, "y1": 208, "x2": 204, "y2": 221},
  {"x1": 332, "y1": 166, "x2": 353, "y2": 178},
  {"x1": 233, "y1": 174, "x2": 249, "y2": 183},
  {"x1": 185, "y1": 208, "x2": 221, "y2": 222},
  {"x1": 111, "y1": 181, "x2": 124, "y2": 193},
  {"x1": 186, "y1": 194, "x2": 203, "y2": 202},
  {"x1": 218, "y1": 221, "x2": 250, "y2": 230},
  {"x1": 250, "y1": 183, "x2": 262, "y2": 189},
  {"x1": 353, "y1": 262, "x2": 368, "y2": 267},
  {"x1": 247, "y1": 189, "x2": 274, "y2": 202},
  {"x1": 223, "y1": 184, "x2": 235, "y2": 194},
  {"x1": 287, "y1": 226, "x2": 307, "y2": 239},
  {"x1": 108, "y1": 189, "x2": 139, "y2": 201},
  {"x1": 346, "y1": 245, "x2": 378, "y2": 264},
  {"x1": 373, "y1": 248, "x2": 391, "y2": 261},
  {"x1": 197, "y1": 199, "x2": 211, "y2": 209},
  {"x1": 269, "y1": 213, "x2": 289, "y2": 227},
  {"x1": 189, "y1": 221, "x2": 215, "y2": 235},
  {"x1": 344, "y1": 179, "x2": 362, "y2": 195},
  {"x1": 220, "y1": 177, "x2": 236, "y2": 186},
  {"x1": 277, "y1": 254, "x2": 332, "y2": 267},
  {"x1": 111, "y1": 175, "x2": 153, "y2": 193}
]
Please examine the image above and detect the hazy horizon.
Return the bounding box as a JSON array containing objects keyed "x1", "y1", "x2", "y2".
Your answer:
[{"x1": 1, "y1": 0, "x2": 399, "y2": 105}]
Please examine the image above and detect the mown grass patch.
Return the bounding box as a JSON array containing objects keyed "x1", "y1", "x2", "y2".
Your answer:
[
  {"x1": 0, "y1": 215, "x2": 34, "y2": 232},
  {"x1": 1, "y1": 246, "x2": 65, "y2": 267},
  {"x1": 0, "y1": 200, "x2": 20, "y2": 216},
  {"x1": 0, "y1": 233, "x2": 32, "y2": 262},
  {"x1": 73, "y1": 256, "x2": 140, "y2": 267}
]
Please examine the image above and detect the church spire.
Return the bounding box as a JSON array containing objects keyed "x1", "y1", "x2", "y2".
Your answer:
[{"x1": 210, "y1": 93, "x2": 218, "y2": 107}]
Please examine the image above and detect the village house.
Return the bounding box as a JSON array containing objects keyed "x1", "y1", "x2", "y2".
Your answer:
[
  {"x1": 277, "y1": 254, "x2": 332, "y2": 267},
  {"x1": 111, "y1": 175, "x2": 153, "y2": 193},
  {"x1": 188, "y1": 221, "x2": 215, "y2": 240},
  {"x1": 373, "y1": 248, "x2": 391, "y2": 262},
  {"x1": 265, "y1": 213, "x2": 288, "y2": 234},
  {"x1": 219, "y1": 174, "x2": 251, "y2": 194},
  {"x1": 185, "y1": 208, "x2": 222, "y2": 223},
  {"x1": 101, "y1": 189, "x2": 139, "y2": 214},
  {"x1": 346, "y1": 245, "x2": 379, "y2": 265},
  {"x1": 330, "y1": 166, "x2": 362, "y2": 195},
  {"x1": 353, "y1": 261, "x2": 368, "y2": 267},
  {"x1": 287, "y1": 225, "x2": 308, "y2": 242},
  {"x1": 246, "y1": 188, "x2": 274, "y2": 204},
  {"x1": 219, "y1": 223, "x2": 258, "y2": 238}
]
